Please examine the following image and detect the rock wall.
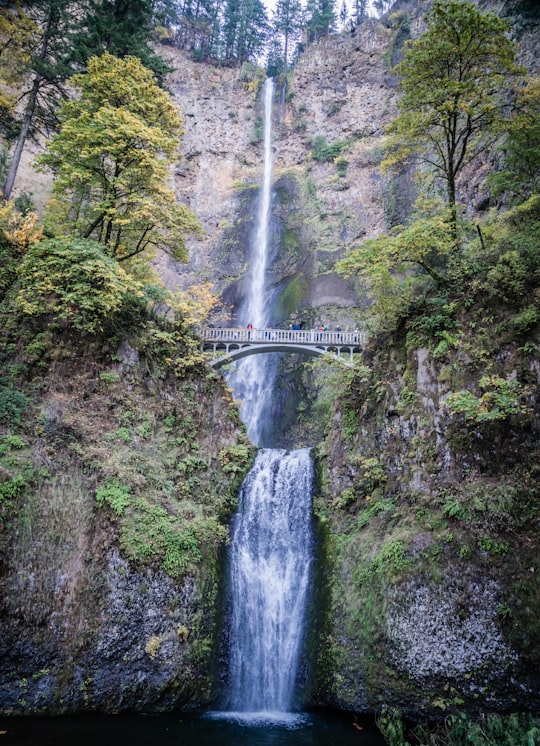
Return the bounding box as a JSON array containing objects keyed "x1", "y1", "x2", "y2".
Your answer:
[
  {"x1": 0, "y1": 329, "x2": 253, "y2": 714},
  {"x1": 315, "y1": 329, "x2": 540, "y2": 716}
]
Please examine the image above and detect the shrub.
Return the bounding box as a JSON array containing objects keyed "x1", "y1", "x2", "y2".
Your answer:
[
  {"x1": 95, "y1": 480, "x2": 132, "y2": 516},
  {"x1": 311, "y1": 135, "x2": 348, "y2": 162},
  {"x1": 0, "y1": 384, "x2": 28, "y2": 425},
  {"x1": 16, "y1": 237, "x2": 142, "y2": 333},
  {"x1": 446, "y1": 376, "x2": 533, "y2": 423}
]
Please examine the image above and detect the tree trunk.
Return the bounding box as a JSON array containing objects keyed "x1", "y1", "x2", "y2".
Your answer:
[
  {"x1": 447, "y1": 165, "x2": 458, "y2": 245},
  {"x1": 2, "y1": 76, "x2": 40, "y2": 200},
  {"x1": 2, "y1": 5, "x2": 55, "y2": 200}
]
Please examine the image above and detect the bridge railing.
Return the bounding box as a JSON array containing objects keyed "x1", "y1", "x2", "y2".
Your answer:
[{"x1": 201, "y1": 327, "x2": 366, "y2": 346}]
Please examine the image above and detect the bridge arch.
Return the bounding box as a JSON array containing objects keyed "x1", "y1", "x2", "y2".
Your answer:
[{"x1": 200, "y1": 327, "x2": 366, "y2": 369}]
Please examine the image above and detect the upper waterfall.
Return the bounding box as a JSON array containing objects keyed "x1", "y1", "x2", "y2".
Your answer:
[{"x1": 226, "y1": 78, "x2": 278, "y2": 446}]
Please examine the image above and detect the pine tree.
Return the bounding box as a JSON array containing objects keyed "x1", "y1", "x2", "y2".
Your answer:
[
  {"x1": 305, "y1": 0, "x2": 336, "y2": 43},
  {"x1": 222, "y1": 0, "x2": 269, "y2": 62},
  {"x1": 272, "y1": 0, "x2": 303, "y2": 73},
  {"x1": 70, "y1": 0, "x2": 171, "y2": 82},
  {"x1": 2, "y1": 0, "x2": 80, "y2": 200}
]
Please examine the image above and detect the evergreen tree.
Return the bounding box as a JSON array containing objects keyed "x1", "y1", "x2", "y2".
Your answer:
[
  {"x1": 272, "y1": 0, "x2": 303, "y2": 73},
  {"x1": 0, "y1": 2, "x2": 36, "y2": 141},
  {"x1": 70, "y1": 0, "x2": 171, "y2": 82},
  {"x1": 305, "y1": 0, "x2": 336, "y2": 43},
  {"x1": 222, "y1": 0, "x2": 268, "y2": 62},
  {"x1": 1, "y1": 0, "x2": 81, "y2": 200}
]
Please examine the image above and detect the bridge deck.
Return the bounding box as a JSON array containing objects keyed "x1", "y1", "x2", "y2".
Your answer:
[{"x1": 201, "y1": 327, "x2": 366, "y2": 346}]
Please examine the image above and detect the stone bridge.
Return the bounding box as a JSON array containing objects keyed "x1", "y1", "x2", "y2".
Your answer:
[{"x1": 200, "y1": 327, "x2": 367, "y2": 368}]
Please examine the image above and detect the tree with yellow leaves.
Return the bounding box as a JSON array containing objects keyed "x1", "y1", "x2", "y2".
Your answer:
[{"x1": 37, "y1": 53, "x2": 201, "y2": 266}]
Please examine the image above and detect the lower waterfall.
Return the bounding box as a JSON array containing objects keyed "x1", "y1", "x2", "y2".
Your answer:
[{"x1": 226, "y1": 448, "x2": 314, "y2": 715}]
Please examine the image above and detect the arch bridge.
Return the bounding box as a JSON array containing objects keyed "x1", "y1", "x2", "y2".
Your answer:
[{"x1": 200, "y1": 327, "x2": 367, "y2": 369}]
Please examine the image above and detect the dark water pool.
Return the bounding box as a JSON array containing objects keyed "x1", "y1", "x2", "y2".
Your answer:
[{"x1": 0, "y1": 710, "x2": 387, "y2": 746}]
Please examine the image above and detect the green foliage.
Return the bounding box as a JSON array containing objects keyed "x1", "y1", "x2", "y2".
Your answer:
[
  {"x1": 446, "y1": 376, "x2": 532, "y2": 424},
  {"x1": 120, "y1": 497, "x2": 227, "y2": 578},
  {"x1": 218, "y1": 444, "x2": 252, "y2": 474},
  {"x1": 356, "y1": 539, "x2": 411, "y2": 584},
  {"x1": 95, "y1": 480, "x2": 132, "y2": 516},
  {"x1": 250, "y1": 116, "x2": 263, "y2": 144},
  {"x1": 0, "y1": 435, "x2": 25, "y2": 455},
  {"x1": 384, "y1": 0, "x2": 521, "y2": 224},
  {"x1": 36, "y1": 53, "x2": 201, "y2": 265},
  {"x1": 442, "y1": 496, "x2": 469, "y2": 522},
  {"x1": 16, "y1": 238, "x2": 142, "y2": 333},
  {"x1": 99, "y1": 372, "x2": 120, "y2": 385},
  {"x1": 0, "y1": 383, "x2": 28, "y2": 425},
  {"x1": 337, "y1": 210, "x2": 456, "y2": 327},
  {"x1": 377, "y1": 706, "x2": 407, "y2": 746},
  {"x1": 489, "y1": 76, "x2": 540, "y2": 203},
  {"x1": 410, "y1": 711, "x2": 540, "y2": 745},
  {"x1": 477, "y1": 537, "x2": 509, "y2": 556},
  {"x1": 69, "y1": 0, "x2": 170, "y2": 83},
  {"x1": 311, "y1": 135, "x2": 348, "y2": 162},
  {"x1": 334, "y1": 156, "x2": 348, "y2": 177},
  {"x1": 0, "y1": 474, "x2": 26, "y2": 507}
]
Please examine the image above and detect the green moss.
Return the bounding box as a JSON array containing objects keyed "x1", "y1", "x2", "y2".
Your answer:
[{"x1": 275, "y1": 273, "x2": 308, "y2": 319}]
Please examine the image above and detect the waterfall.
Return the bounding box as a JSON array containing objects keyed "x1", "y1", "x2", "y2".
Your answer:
[
  {"x1": 227, "y1": 449, "x2": 314, "y2": 714},
  {"x1": 227, "y1": 78, "x2": 278, "y2": 446},
  {"x1": 223, "y1": 79, "x2": 314, "y2": 719}
]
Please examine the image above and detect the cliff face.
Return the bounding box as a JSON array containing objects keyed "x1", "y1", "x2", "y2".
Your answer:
[
  {"x1": 316, "y1": 344, "x2": 539, "y2": 716},
  {"x1": 158, "y1": 19, "x2": 399, "y2": 329},
  {"x1": 2, "y1": 0, "x2": 539, "y2": 719},
  {"x1": 0, "y1": 328, "x2": 253, "y2": 714}
]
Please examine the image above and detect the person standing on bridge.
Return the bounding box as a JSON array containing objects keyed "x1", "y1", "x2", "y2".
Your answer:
[{"x1": 247, "y1": 323, "x2": 253, "y2": 339}]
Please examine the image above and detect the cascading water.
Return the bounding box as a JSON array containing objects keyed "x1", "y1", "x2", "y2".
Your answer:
[
  {"x1": 223, "y1": 79, "x2": 315, "y2": 718},
  {"x1": 227, "y1": 78, "x2": 278, "y2": 446},
  {"x1": 227, "y1": 449, "x2": 314, "y2": 714}
]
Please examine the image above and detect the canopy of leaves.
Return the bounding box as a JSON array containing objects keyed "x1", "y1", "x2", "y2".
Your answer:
[
  {"x1": 16, "y1": 237, "x2": 143, "y2": 332},
  {"x1": 70, "y1": 0, "x2": 171, "y2": 83},
  {"x1": 0, "y1": 200, "x2": 43, "y2": 301},
  {"x1": 489, "y1": 76, "x2": 540, "y2": 204},
  {"x1": 37, "y1": 53, "x2": 201, "y2": 264},
  {"x1": 337, "y1": 209, "x2": 456, "y2": 325},
  {"x1": 0, "y1": 3, "x2": 36, "y2": 138},
  {"x1": 384, "y1": 0, "x2": 522, "y2": 214}
]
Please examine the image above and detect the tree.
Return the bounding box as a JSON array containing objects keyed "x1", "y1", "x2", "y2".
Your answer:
[
  {"x1": 384, "y1": 0, "x2": 522, "y2": 238},
  {"x1": 1, "y1": 0, "x2": 81, "y2": 200},
  {"x1": 489, "y1": 76, "x2": 540, "y2": 203},
  {"x1": 16, "y1": 237, "x2": 142, "y2": 332},
  {"x1": 70, "y1": 0, "x2": 171, "y2": 82},
  {"x1": 221, "y1": 0, "x2": 269, "y2": 62},
  {"x1": 305, "y1": 0, "x2": 336, "y2": 43},
  {"x1": 37, "y1": 53, "x2": 201, "y2": 264},
  {"x1": 353, "y1": 0, "x2": 368, "y2": 25},
  {"x1": 336, "y1": 209, "x2": 457, "y2": 326},
  {"x1": 0, "y1": 2, "x2": 36, "y2": 140},
  {"x1": 272, "y1": 0, "x2": 303, "y2": 73}
]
